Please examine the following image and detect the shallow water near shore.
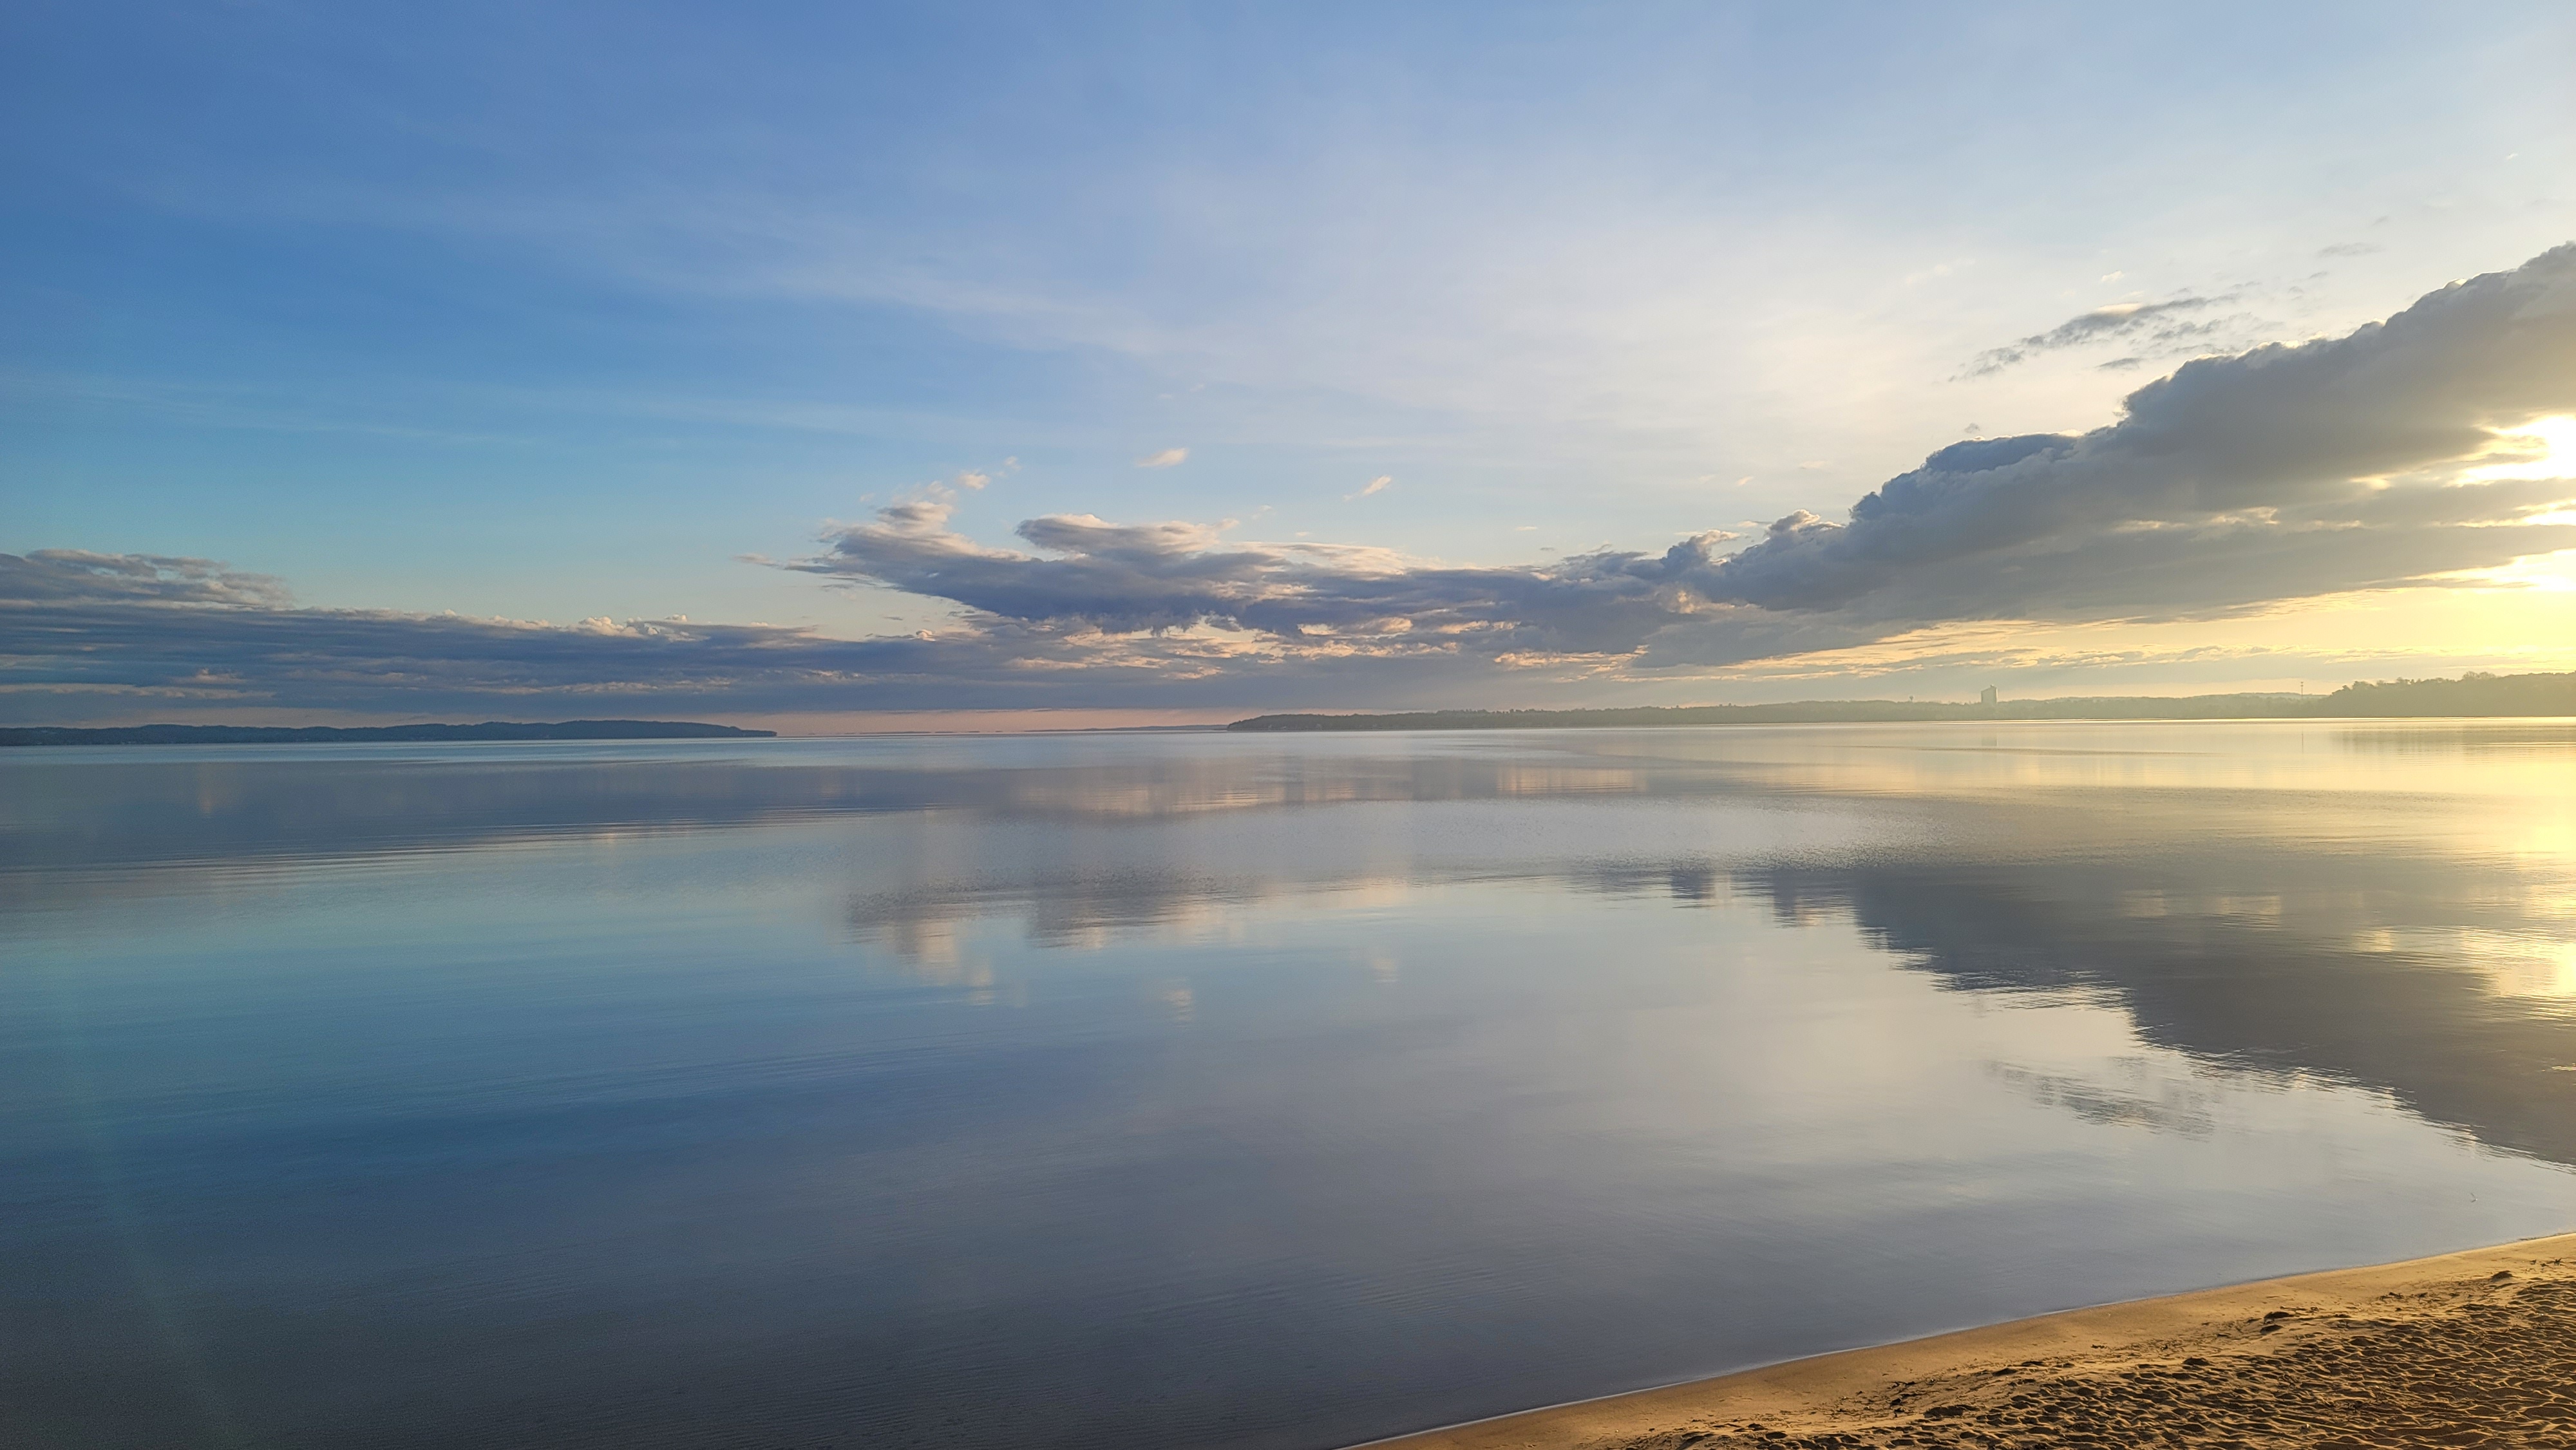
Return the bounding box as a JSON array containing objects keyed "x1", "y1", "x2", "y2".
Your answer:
[{"x1": 6, "y1": 720, "x2": 2575, "y2": 1449}]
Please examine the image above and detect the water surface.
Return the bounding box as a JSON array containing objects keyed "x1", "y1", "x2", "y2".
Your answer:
[{"x1": 6, "y1": 722, "x2": 2574, "y2": 1447}]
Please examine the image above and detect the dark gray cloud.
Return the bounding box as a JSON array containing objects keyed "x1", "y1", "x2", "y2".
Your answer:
[
  {"x1": 0, "y1": 552, "x2": 1634, "y2": 719},
  {"x1": 1, "y1": 549, "x2": 293, "y2": 608},
  {"x1": 1688, "y1": 244, "x2": 2576, "y2": 628},
  {"x1": 786, "y1": 247, "x2": 2573, "y2": 672},
  {"x1": 791, "y1": 498, "x2": 1727, "y2": 655},
  {"x1": 1962, "y1": 296, "x2": 2226, "y2": 375},
  {"x1": 8, "y1": 247, "x2": 2575, "y2": 719},
  {"x1": 0, "y1": 550, "x2": 1200, "y2": 715}
]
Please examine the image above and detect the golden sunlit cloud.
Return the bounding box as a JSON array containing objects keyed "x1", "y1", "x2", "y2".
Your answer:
[{"x1": 2468, "y1": 416, "x2": 2576, "y2": 483}]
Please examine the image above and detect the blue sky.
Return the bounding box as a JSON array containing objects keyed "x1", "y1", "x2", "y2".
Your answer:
[{"x1": 6, "y1": 3, "x2": 2576, "y2": 726}]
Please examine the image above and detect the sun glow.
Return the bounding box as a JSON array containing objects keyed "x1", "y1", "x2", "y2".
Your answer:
[{"x1": 2468, "y1": 415, "x2": 2576, "y2": 483}]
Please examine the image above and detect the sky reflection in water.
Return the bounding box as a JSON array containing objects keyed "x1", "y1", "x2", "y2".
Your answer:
[{"x1": 5, "y1": 722, "x2": 2573, "y2": 1449}]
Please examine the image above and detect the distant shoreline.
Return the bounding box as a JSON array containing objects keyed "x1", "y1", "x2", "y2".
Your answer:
[
  {"x1": 0, "y1": 720, "x2": 776, "y2": 747},
  {"x1": 1356, "y1": 1231, "x2": 2576, "y2": 1450},
  {"x1": 1229, "y1": 671, "x2": 2576, "y2": 732}
]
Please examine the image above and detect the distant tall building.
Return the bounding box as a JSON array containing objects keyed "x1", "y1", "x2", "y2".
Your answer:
[{"x1": 1979, "y1": 685, "x2": 1998, "y2": 705}]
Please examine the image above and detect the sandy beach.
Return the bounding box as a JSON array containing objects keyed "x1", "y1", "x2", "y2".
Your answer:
[{"x1": 1361, "y1": 1233, "x2": 2576, "y2": 1450}]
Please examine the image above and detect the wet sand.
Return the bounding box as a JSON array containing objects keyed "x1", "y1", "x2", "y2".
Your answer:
[{"x1": 1360, "y1": 1232, "x2": 2576, "y2": 1450}]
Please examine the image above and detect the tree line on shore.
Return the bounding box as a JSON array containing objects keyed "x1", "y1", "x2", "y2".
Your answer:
[{"x1": 1226, "y1": 670, "x2": 2576, "y2": 732}]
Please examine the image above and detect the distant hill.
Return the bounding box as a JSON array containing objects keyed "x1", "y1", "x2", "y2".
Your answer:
[
  {"x1": 0, "y1": 720, "x2": 777, "y2": 747},
  {"x1": 1226, "y1": 671, "x2": 2576, "y2": 732}
]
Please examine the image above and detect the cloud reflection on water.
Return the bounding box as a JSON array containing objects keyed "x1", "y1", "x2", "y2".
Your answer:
[
  {"x1": 6, "y1": 720, "x2": 2574, "y2": 1450},
  {"x1": 8, "y1": 722, "x2": 2573, "y2": 1176}
]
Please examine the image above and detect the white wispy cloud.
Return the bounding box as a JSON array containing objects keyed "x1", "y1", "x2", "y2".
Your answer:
[{"x1": 1961, "y1": 296, "x2": 2240, "y2": 376}]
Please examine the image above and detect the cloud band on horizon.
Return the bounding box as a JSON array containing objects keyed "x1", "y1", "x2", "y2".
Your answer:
[{"x1": 9, "y1": 247, "x2": 2576, "y2": 720}]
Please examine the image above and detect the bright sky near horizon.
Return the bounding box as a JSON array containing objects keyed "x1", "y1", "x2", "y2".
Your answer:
[{"x1": 5, "y1": 2, "x2": 2576, "y2": 727}]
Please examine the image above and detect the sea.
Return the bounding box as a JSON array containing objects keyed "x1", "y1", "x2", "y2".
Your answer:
[{"x1": 6, "y1": 720, "x2": 2573, "y2": 1448}]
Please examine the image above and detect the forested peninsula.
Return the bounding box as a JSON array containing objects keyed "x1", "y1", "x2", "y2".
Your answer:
[
  {"x1": 1226, "y1": 671, "x2": 2576, "y2": 733},
  {"x1": 1, "y1": 720, "x2": 775, "y2": 747}
]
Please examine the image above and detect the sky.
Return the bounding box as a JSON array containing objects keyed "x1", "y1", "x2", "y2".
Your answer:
[{"x1": 5, "y1": 1, "x2": 2576, "y2": 730}]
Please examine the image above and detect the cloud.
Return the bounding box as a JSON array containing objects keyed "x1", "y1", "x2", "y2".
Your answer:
[
  {"x1": 1136, "y1": 447, "x2": 1189, "y2": 468},
  {"x1": 942, "y1": 457, "x2": 1017, "y2": 491},
  {"x1": 791, "y1": 494, "x2": 1718, "y2": 653},
  {"x1": 1, "y1": 549, "x2": 293, "y2": 609},
  {"x1": 793, "y1": 249, "x2": 2576, "y2": 664},
  {"x1": 1346, "y1": 475, "x2": 1392, "y2": 501},
  {"x1": 1, "y1": 545, "x2": 1732, "y2": 722},
  {"x1": 1689, "y1": 245, "x2": 2576, "y2": 632},
  {"x1": 11, "y1": 247, "x2": 2576, "y2": 719},
  {"x1": 812, "y1": 247, "x2": 2576, "y2": 666},
  {"x1": 1962, "y1": 296, "x2": 2226, "y2": 375}
]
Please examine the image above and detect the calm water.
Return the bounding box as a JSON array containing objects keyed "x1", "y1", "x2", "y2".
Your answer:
[{"x1": 6, "y1": 722, "x2": 2575, "y2": 1449}]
